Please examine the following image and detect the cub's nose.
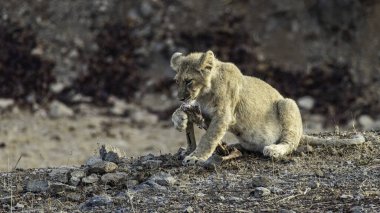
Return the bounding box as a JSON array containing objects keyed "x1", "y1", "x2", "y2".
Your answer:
[{"x1": 179, "y1": 97, "x2": 185, "y2": 101}]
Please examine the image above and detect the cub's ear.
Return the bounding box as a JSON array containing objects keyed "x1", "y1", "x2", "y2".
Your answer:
[
  {"x1": 170, "y1": 52, "x2": 183, "y2": 71},
  {"x1": 198, "y1": 50, "x2": 214, "y2": 73}
]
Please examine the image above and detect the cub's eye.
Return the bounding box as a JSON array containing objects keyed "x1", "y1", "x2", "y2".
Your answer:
[{"x1": 185, "y1": 79, "x2": 193, "y2": 86}]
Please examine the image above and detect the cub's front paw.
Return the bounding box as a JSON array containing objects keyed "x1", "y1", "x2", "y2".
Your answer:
[
  {"x1": 172, "y1": 108, "x2": 188, "y2": 132},
  {"x1": 182, "y1": 155, "x2": 206, "y2": 166}
]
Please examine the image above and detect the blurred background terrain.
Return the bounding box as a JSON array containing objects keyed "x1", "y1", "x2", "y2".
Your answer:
[{"x1": 0, "y1": 0, "x2": 379, "y2": 170}]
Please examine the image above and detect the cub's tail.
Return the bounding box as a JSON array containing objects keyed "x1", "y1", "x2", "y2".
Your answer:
[{"x1": 301, "y1": 134, "x2": 365, "y2": 146}]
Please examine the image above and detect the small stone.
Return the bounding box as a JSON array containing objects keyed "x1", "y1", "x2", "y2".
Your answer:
[
  {"x1": 99, "y1": 144, "x2": 126, "y2": 163},
  {"x1": 340, "y1": 194, "x2": 353, "y2": 199},
  {"x1": 25, "y1": 180, "x2": 49, "y2": 193},
  {"x1": 315, "y1": 169, "x2": 324, "y2": 177},
  {"x1": 279, "y1": 209, "x2": 296, "y2": 213},
  {"x1": 82, "y1": 174, "x2": 99, "y2": 184},
  {"x1": 85, "y1": 156, "x2": 103, "y2": 166},
  {"x1": 80, "y1": 195, "x2": 113, "y2": 209},
  {"x1": 252, "y1": 187, "x2": 271, "y2": 198},
  {"x1": 49, "y1": 182, "x2": 76, "y2": 195},
  {"x1": 350, "y1": 206, "x2": 364, "y2": 213},
  {"x1": 48, "y1": 100, "x2": 74, "y2": 118},
  {"x1": 89, "y1": 161, "x2": 118, "y2": 174},
  {"x1": 184, "y1": 206, "x2": 194, "y2": 213},
  {"x1": 66, "y1": 192, "x2": 83, "y2": 202},
  {"x1": 125, "y1": 180, "x2": 139, "y2": 188},
  {"x1": 101, "y1": 172, "x2": 128, "y2": 185},
  {"x1": 308, "y1": 180, "x2": 320, "y2": 189},
  {"x1": 251, "y1": 176, "x2": 271, "y2": 187},
  {"x1": 49, "y1": 168, "x2": 70, "y2": 183},
  {"x1": 70, "y1": 170, "x2": 86, "y2": 186},
  {"x1": 142, "y1": 160, "x2": 162, "y2": 169},
  {"x1": 50, "y1": 83, "x2": 65, "y2": 94},
  {"x1": 15, "y1": 203, "x2": 24, "y2": 209},
  {"x1": 297, "y1": 96, "x2": 315, "y2": 110},
  {"x1": 358, "y1": 115, "x2": 375, "y2": 130},
  {"x1": 0, "y1": 99, "x2": 14, "y2": 109},
  {"x1": 149, "y1": 172, "x2": 176, "y2": 187}
]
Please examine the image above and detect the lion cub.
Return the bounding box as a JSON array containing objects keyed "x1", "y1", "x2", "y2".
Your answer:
[{"x1": 171, "y1": 50, "x2": 364, "y2": 165}]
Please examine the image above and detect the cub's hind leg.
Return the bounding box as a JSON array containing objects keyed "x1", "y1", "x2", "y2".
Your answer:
[{"x1": 263, "y1": 98, "x2": 303, "y2": 158}]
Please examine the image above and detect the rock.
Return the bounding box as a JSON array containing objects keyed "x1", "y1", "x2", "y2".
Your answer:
[
  {"x1": 142, "y1": 160, "x2": 162, "y2": 169},
  {"x1": 48, "y1": 182, "x2": 76, "y2": 195},
  {"x1": 66, "y1": 192, "x2": 83, "y2": 202},
  {"x1": 252, "y1": 187, "x2": 271, "y2": 198},
  {"x1": 148, "y1": 172, "x2": 176, "y2": 187},
  {"x1": 140, "y1": 1, "x2": 153, "y2": 17},
  {"x1": 297, "y1": 96, "x2": 315, "y2": 110},
  {"x1": 315, "y1": 169, "x2": 324, "y2": 177},
  {"x1": 340, "y1": 194, "x2": 353, "y2": 199},
  {"x1": 80, "y1": 195, "x2": 113, "y2": 209},
  {"x1": 48, "y1": 100, "x2": 74, "y2": 118},
  {"x1": 82, "y1": 174, "x2": 99, "y2": 184},
  {"x1": 99, "y1": 144, "x2": 126, "y2": 163},
  {"x1": 125, "y1": 180, "x2": 139, "y2": 188},
  {"x1": 308, "y1": 180, "x2": 320, "y2": 189},
  {"x1": 70, "y1": 170, "x2": 86, "y2": 186},
  {"x1": 25, "y1": 180, "x2": 49, "y2": 193},
  {"x1": 350, "y1": 206, "x2": 364, "y2": 213},
  {"x1": 49, "y1": 168, "x2": 70, "y2": 183},
  {"x1": 89, "y1": 161, "x2": 118, "y2": 174},
  {"x1": 184, "y1": 206, "x2": 194, "y2": 213},
  {"x1": 101, "y1": 172, "x2": 128, "y2": 185},
  {"x1": 50, "y1": 83, "x2": 65, "y2": 94},
  {"x1": 85, "y1": 156, "x2": 103, "y2": 166},
  {"x1": 251, "y1": 176, "x2": 272, "y2": 187},
  {"x1": 358, "y1": 115, "x2": 375, "y2": 130},
  {"x1": 15, "y1": 203, "x2": 24, "y2": 209},
  {"x1": 0, "y1": 99, "x2": 14, "y2": 109},
  {"x1": 130, "y1": 110, "x2": 158, "y2": 125},
  {"x1": 279, "y1": 209, "x2": 296, "y2": 213}
]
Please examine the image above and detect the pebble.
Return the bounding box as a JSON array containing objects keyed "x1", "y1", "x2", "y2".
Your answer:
[
  {"x1": 25, "y1": 180, "x2": 49, "y2": 193},
  {"x1": 48, "y1": 100, "x2": 74, "y2": 118},
  {"x1": 297, "y1": 96, "x2": 315, "y2": 110},
  {"x1": 70, "y1": 170, "x2": 86, "y2": 186},
  {"x1": 252, "y1": 187, "x2": 271, "y2": 198},
  {"x1": 88, "y1": 161, "x2": 118, "y2": 174},
  {"x1": 308, "y1": 180, "x2": 320, "y2": 189},
  {"x1": 358, "y1": 115, "x2": 374, "y2": 130},
  {"x1": 101, "y1": 172, "x2": 128, "y2": 185},
  {"x1": 99, "y1": 144, "x2": 126, "y2": 163},
  {"x1": 148, "y1": 172, "x2": 176, "y2": 187},
  {"x1": 82, "y1": 174, "x2": 99, "y2": 184},
  {"x1": 183, "y1": 206, "x2": 194, "y2": 213},
  {"x1": 350, "y1": 206, "x2": 364, "y2": 213},
  {"x1": 85, "y1": 156, "x2": 103, "y2": 166},
  {"x1": 49, "y1": 168, "x2": 70, "y2": 183},
  {"x1": 80, "y1": 195, "x2": 113, "y2": 209},
  {"x1": 0, "y1": 98, "x2": 14, "y2": 109},
  {"x1": 279, "y1": 209, "x2": 296, "y2": 213},
  {"x1": 48, "y1": 182, "x2": 76, "y2": 195},
  {"x1": 66, "y1": 192, "x2": 83, "y2": 202},
  {"x1": 315, "y1": 169, "x2": 324, "y2": 177},
  {"x1": 251, "y1": 176, "x2": 271, "y2": 187},
  {"x1": 142, "y1": 160, "x2": 163, "y2": 169}
]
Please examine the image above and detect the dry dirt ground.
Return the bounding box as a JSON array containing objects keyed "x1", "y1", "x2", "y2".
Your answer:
[{"x1": 0, "y1": 126, "x2": 379, "y2": 212}]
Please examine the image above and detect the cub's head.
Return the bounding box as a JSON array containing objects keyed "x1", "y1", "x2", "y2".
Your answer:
[{"x1": 170, "y1": 50, "x2": 215, "y2": 103}]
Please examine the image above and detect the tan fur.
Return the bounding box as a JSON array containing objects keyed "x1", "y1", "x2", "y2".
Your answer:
[{"x1": 171, "y1": 50, "x2": 365, "y2": 165}]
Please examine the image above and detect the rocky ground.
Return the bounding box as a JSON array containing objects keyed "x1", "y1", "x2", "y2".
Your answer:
[{"x1": 0, "y1": 131, "x2": 379, "y2": 212}]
